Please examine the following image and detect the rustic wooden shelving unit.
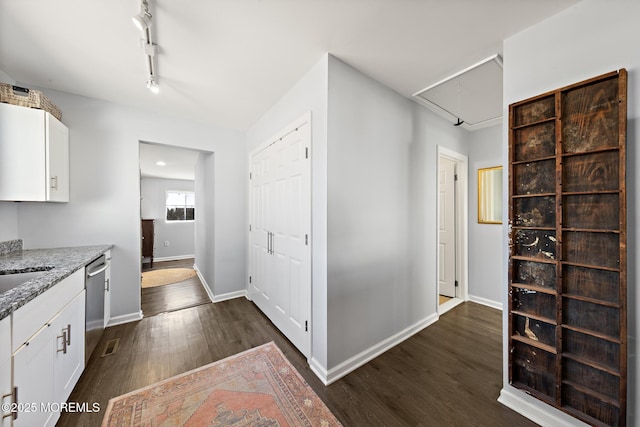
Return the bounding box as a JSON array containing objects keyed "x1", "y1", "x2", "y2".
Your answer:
[{"x1": 508, "y1": 70, "x2": 627, "y2": 426}]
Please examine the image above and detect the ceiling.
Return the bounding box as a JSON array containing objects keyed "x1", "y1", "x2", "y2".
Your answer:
[
  {"x1": 139, "y1": 142, "x2": 201, "y2": 181},
  {"x1": 0, "y1": 0, "x2": 579, "y2": 131}
]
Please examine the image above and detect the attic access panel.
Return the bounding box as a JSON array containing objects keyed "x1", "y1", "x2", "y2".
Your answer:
[{"x1": 412, "y1": 54, "x2": 503, "y2": 130}]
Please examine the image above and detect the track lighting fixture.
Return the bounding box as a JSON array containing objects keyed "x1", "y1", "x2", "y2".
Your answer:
[{"x1": 132, "y1": 0, "x2": 159, "y2": 94}]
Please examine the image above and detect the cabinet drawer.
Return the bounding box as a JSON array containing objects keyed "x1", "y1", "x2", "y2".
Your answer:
[{"x1": 13, "y1": 268, "x2": 84, "y2": 352}]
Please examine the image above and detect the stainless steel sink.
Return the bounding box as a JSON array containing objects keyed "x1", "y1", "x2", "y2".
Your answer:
[{"x1": 0, "y1": 270, "x2": 48, "y2": 294}]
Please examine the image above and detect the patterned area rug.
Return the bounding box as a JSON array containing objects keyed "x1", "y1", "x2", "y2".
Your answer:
[
  {"x1": 141, "y1": 268, "x2": 196, "y2": 288},
  {"x1": 101, "y1": 342, "x2": 343, "y2": 426}
]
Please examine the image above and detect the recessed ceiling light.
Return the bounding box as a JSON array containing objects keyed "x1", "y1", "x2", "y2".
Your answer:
[{"x1": 156, "y1": 161, "x2": 166, "y2": 166}]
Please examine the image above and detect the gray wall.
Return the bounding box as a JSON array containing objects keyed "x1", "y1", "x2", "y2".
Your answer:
[
  {"x1": 247, "y1": 53, "x2": 469, "y2": 378},
  {"x1": 140, "y1": 177, "x2": 195, "y2": 261},
  {"x1": 502, "y1": 0, "x2": 639, "y2": 424},
  {"x1": 10, "y1": 89, "x2": 245, "y2": 322},
  {"x1": 467, "y1": 124, "x2": 502, "y2": 306}
]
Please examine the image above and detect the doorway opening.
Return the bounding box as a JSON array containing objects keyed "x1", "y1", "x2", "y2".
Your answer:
[
  {"x1": 138, "y1": 142, "x2": 211, "y2": 317},
  {"x1": 436, "y1": 146, "x2": 468, "y2": 315}
]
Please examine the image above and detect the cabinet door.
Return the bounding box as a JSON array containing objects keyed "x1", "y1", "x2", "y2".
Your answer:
[
  {"x1": 0, "y1": 103, "x2": 46, "y2": 201},
  {"x1": 45, "y1": 113, "x2": 69, "y2": 202},
  {"x1": 52, "y1": 291, "x2": 85, "y2": 403},
  {"x1": 13, "y1": 325, "x2": 55, "y2": 427},
  {"x1": 0, "y1": 317, "x2": 12, "y2": 427}
]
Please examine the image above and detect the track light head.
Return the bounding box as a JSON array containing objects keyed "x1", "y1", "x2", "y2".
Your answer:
[
  {"x1": 132, "y1": 11, "x2": 152, "y2": 31},
  {"x1": 146, "y1": 77, "x2": 159, "y2": 94}
]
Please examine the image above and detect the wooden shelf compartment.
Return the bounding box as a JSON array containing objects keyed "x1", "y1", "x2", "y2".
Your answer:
[
  {"x1": 562, "y1": 323, "x2": 621, "y2": 345},
  {"x1": 512, "y1": 120, "x2": 556, "y2": 162},
  {"x1": 511, "y1": 340, "x2": 557, "y2": 400},
  {"x1": 511, "y1": 259, "x2": 556, "y2": 290},
  {"x1": 561, "y1": 381, "x2": 622, "y2": 427},
  {"x1": 512, "y1": 95, "x2": 556, "y2": 128},
  {"x1": 562, "y1": 193, "x2": 620, "y2": 231},
  {"x1": 512, "y1": 229, "x2": 557, "y2": 261},
  {"x1": 562, "y1": 151, "x2": 620, "y2": 193},
  {"x1": 511, "y1": 312, "x2": 556, "y2": 350},
  {"x1": 562, "y1": 328, "x2": 621, "y2": 374},
  {"x1": 562, "y1": 352, "x2": 621, "y2": 378},
  {"x1": 562, "y1": 265, "x2": 620, "y2": 305},
  {"x1": 513, "y1": 159, "x2": 555, "y2": 196},
  {"x1": 561, "y1": 260, "x2": 620, "y2": 273},
  {"x1": 562, "y1": 231, "x2": 620, "y2": 270},
  {"x1": 561, "y1": 76, "x2": 621, "y2": 155},
  {"x1": 512, "y1": 196, "x2": 555, "y2": 228}
]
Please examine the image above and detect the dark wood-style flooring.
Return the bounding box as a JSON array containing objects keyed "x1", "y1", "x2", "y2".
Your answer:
[
  {"x1": 57, "y1": 299, "x2": 536, "y2": 426},
  {"x1": 141, "y1": 258, "x2": 211, "y2": 317}
]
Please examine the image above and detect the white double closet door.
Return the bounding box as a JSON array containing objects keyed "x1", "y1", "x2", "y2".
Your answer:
[{"x1": 249, "y1": 119, "x2": 311, "y2": 357}]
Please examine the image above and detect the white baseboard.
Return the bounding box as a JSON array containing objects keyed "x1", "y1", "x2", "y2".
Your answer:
[
  {"x1": 152, "y1": 254, "x2": 195, "y2": 263},
  {"x1": 468, "y1": 294, "x2": 503, "y2": 310},
  {"x1": 212, "y1": 290, "x2": 248, "y2": 303},
  {"x1": 498, "y1": 386, "x2": 588, "y2": 427},
  {"x1": 311, "y1": 312, "x2": 439, "y2": 385},
  {"x1": 193, "y1": 264, "x2": 246, "y2": 303},
  {"x1": 107, "y1": 311, "x2": 143, "y2": 327}
]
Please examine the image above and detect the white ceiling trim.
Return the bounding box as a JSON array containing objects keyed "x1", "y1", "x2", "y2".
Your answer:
[{"x1": 412, "y1": 54, "x2": 504, "y2": 131}]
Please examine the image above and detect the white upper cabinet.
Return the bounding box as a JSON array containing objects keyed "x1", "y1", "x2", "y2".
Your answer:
[{"x1": 0, "y1": 102, "x2": 69, "y2": 202}]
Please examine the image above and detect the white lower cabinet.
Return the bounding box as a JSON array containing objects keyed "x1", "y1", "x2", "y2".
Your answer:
[
  {"x1": 10, "y1": 270, "x2": 86, "y2": 427},
  {"x1": 52, "y1": 291, "x2": 85, "y2": 403},
  {"x1": 13, "y1": 324, "x2": 55, "y2": 427}
]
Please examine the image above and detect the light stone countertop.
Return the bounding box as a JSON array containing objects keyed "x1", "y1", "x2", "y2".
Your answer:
[{"x1": 0, "y1": 240, "x2": 113, "y2": 321}]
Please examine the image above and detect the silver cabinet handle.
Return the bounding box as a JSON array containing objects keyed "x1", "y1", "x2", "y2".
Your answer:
[
  {"x1": 50, "y1": 175, "x2": 58, "y2": 190},
  {"x1": 66, "y1": 324, "x2": 71, "y2": 346},
  {"x1": 57, "y1": 330, "x2": 68, "y2": 354},
  {"x1": 105, "y1": 278, "x2": 110, "y2": 292},
  {"x1": 2, "y1": 386, "x2": 17, "y2": 420}
]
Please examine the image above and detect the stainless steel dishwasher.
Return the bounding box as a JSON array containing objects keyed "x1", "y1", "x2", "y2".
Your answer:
[{"x1": 85, "y1": 254, "x2": 109, "y2": 362}]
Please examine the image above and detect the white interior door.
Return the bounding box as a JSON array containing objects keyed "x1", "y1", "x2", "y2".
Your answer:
[
  {"x1": 438, "y1": 157, "x2": 456, "y2": 298},
  {"x1": 249, "y1": 119, "x2": 311, "y2": 357}
]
